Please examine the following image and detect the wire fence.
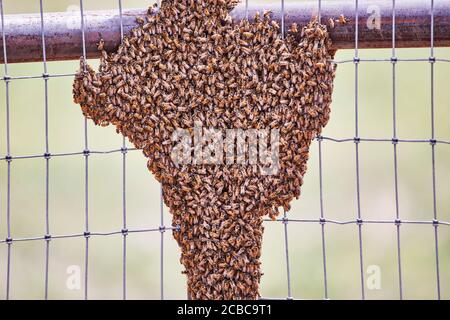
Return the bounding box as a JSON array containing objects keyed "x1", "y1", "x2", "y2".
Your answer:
[{"x1": 0, "y1": 0, "x2": 449, "y2": 300}]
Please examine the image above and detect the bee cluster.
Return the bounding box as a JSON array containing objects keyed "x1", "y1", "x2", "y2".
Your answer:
[{"x1": 73, "y1": 0, "x2": 336, "y2": 299}]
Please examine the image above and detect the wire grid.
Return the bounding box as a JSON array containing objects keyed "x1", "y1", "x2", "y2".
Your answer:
[{"x1": 0, "y1": 0, "x2": 448, "y2": 300}]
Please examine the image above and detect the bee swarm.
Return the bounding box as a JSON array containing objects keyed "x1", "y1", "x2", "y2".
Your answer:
[{"x1": 73, "y1": 0, "x2": 336, "y2": 300}]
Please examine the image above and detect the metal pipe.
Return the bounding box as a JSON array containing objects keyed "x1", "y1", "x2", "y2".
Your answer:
[{"x1": 0, "y1": 0, "x2": 449, "y2": 64}]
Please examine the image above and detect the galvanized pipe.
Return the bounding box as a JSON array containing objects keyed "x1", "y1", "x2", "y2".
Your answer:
[{"x1": 0, "y1": 0, "x2": 449, "y2": 64}]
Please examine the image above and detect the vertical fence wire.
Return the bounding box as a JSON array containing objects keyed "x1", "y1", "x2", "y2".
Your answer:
[
  {"x1": 317, "y1": 0, "x2": 321, "y2": 23},
  {"x1": 280, "y1": 0, "x2": 292, "y2": 299},
  {"x1": 353, "y1": 0, "x2": 365, "y2": 300},
  {"x1": 160, "y1": 186, "x2": 164, "y2": 300},
  {"x1": 117, "y1": 0, "x2": 128, "y2": 301},
  {"x1": 153, "y1": 0, "x2": 166, "y2": 301},
  {"x1": 122, "y1": 136, "x2": 127, "y2": 300},
  {"x1": 79, "y1": 0, "x2": 90, "y2": 301},
  {"x1": 318, "y1": 138, "x2": 328, "y2": 300},
  {"x1": 245, "y1": 0, "x2": 249, "y2": 20},
  {"x1": 316, "y1": 0, "x2": 328, "y2": 301},
  {"x1": 282, "y1": 209, "x2": 292, "y2": 299},
  {"x1": 390, "y1": 0, "x2": 403, "y2": 300},
  {"x1": 280, "y1": 0, "x2": 285, "y2": 39},
  {"x1": 429, "y1": 0, "x2": 441, "y2": 301},
  {"x1": 0, "y1": 0, "x2": 11, "y2": 301},
  {"x1": 38, "y1": 0, "x2": 51, "y2": 301}
]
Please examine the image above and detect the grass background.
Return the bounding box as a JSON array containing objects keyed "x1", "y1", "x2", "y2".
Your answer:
[{"x1": 0, "y1": 0, "x2": 449, "y2": 299}]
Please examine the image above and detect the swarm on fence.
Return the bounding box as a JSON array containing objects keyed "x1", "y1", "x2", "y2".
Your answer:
[{"x1": 73, "y1": 0, "x2": 336, "y2": 299}]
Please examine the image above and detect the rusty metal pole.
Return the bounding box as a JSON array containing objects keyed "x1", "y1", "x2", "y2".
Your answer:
[{"x1": 0, "y1": 0, "x2": 449, "y2": 64}]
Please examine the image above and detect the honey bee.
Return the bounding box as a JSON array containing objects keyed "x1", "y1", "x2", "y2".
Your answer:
[
  {"x1": 338, "y1": 14, "x2": 347, "y2": 25},
  {"x1": 290, "y1": 23, "x2": 299, "y2": 33},
  {"x1": 97, "y1": 39, "x2": 105, "y2": 51},
  {"x1": 242, "y1": 31, "x2": 254, "y2": 39},
  {"x1": 328, "y1": 17, "x2": 335, "y2": 29},
  {"x1": 136, "y1": 17, "x2": 145, "y2": 25},
  {"x1": 263, "y1": 10, "x2": 272, "y2": 19}
]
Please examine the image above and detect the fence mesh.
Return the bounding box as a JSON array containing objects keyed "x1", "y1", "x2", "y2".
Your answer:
[{"x1": 0, "y1": 0, "x2": 449, "y2": 300}]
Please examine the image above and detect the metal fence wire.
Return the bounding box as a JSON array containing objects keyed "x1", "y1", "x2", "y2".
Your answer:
[{"x1": 0, "y1": 0, "x2": 449, "y2": 300}]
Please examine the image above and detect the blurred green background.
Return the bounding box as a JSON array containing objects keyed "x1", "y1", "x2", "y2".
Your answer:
[{"x1": 0, "y1": 0, "x2": 449, "y2": 300}]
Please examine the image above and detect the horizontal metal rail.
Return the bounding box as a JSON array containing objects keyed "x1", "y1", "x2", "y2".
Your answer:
[{"x1": 0, "y1": 0, "x2": 449, "y2": 64}]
